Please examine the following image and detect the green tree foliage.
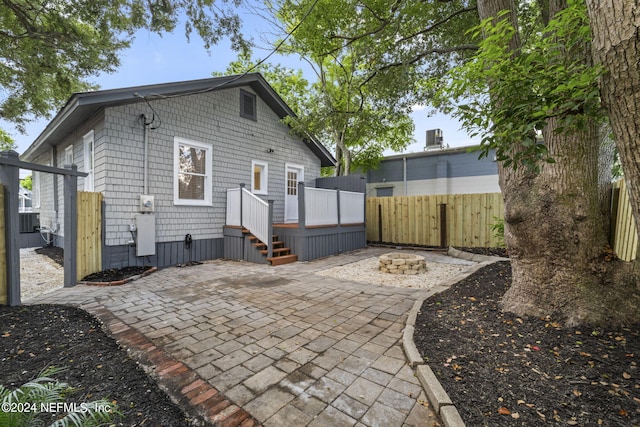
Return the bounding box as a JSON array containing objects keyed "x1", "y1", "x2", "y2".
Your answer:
[
  {"x1": 431, "y1": 1, "x2": 603, "y2": 171},
  {"x1": 1, "y1": 0, "x2": 247, "y2": 132},
  {"x1": 254, "y1": 0, "x2": 451, "y2": 174},
  {"x1": 0, "y1": 129, "x2": 16, "y2": 151},
  {"x1": 213, "y1": 50, "x2": 311, "y2": 113},
  {"x1": 20, "y1": 174, "x2": 32, "y2": 191},
  {"x1": 219, "y1": 46, "x2": 413, "y2": 174}
]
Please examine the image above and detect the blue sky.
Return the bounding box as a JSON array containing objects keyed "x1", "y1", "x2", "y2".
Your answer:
[{"x1": 6, "y1": 8, "x2": 478, "y2": 157}]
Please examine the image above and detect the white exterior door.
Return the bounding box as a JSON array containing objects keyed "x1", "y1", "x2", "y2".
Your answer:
[{"x1": 285, "y1": 164, "x2": 304, "y2": 223}]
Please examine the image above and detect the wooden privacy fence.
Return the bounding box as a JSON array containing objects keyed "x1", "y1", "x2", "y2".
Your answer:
[
  {"x1": 612, "y1": 179, "x2": 638, "y2": 261},
  {"x1": 366, "y1": 193, "x2": 504, "y2": 248},
  {"x1": 77, "y1": 191, "x2": 102, "y2": 280}
]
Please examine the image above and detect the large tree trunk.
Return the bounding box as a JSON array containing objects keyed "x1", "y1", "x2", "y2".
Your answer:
[
  {"x1": 587, "y1": 1, "x2": 640, "y2": 239},
  {"x1": 479, "y1": 0, "x2": 640, "y2": 325}
]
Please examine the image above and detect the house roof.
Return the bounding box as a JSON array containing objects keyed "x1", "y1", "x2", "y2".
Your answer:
[
  {"x1": 381, "y1": 145, "x2": 487, "y2": 161},
  {"x1": 21, "y1": 73, "x2": 336, "y2": 167}
]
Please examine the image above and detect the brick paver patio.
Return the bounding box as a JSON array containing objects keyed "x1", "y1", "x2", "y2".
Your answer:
[{"x1": 29, "y1": 248, "x2": 467, "y2": 426}]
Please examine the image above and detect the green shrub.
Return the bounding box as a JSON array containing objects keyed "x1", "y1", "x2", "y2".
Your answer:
[
  {"x1": 0, "y1": 366, "x2": 117, "y2": 427},
  {"x1": 490, "y1": 217, "x2": 505, "y2": 248}
]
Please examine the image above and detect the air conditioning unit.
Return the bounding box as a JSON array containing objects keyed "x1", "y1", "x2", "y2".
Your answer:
[{"x1": 425, "y1": 129, "x2": 444, "y2": 150}]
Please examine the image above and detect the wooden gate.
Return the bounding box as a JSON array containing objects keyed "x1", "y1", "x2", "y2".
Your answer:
[{"x1": 77, "y1": 191, "x2": 102, "y2": 280}]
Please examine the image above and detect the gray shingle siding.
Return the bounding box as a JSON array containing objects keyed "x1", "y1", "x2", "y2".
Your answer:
[
  {"x1": 100, "y1": 86, "x2": 319, "y2": 246},
  {"x1": 28, "y1": 85, "x2": 321, "y2": 249}
]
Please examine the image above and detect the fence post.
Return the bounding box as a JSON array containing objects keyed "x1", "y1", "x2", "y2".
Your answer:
[
  {"x1": 378, "y1": 204, "x2": 383, "y2": 243},
  {"x1": 239, "y1": 183, "x2": 245, "y2": 228},
  {"x1": 0, "y1": 151, "x2": 20, "y2": 305},
  {"x1": 297, "y1": 181, "x2": 306, "y2": 229},
  {"x1": 439, "y1": 203, "x2": 447, "y2": 248},
  {"x1": 335, "y1": 187, "x2": 341, "y2": 226},
  {"x1": 267, "y1": 200, "x2": 274, "y2": 259},
  {"x1": 64, "y1": 165, "x2": 78, "y2": 287}
]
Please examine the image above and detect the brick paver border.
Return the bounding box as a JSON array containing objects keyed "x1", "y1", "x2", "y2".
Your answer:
[{"x1": 79, "y1": 301, "x2": 261, "y2": 427}]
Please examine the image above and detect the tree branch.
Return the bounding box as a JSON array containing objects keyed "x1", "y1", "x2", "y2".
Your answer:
[
  {"x1": 360, "y1": 44, "x2": 479, "y2": 87},
  {"x1": 395, "y1": 5, "x2": 478, "y2": 44}
]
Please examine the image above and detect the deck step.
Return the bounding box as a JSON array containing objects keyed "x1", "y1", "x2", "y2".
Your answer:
[
  {"x1": 253, "y1": 241, "x2": 284, "y2": 249},
  {"x1": 267, "y1": 254, "x2": 298, "y2": 266},
  {"x1": 248, "y1": 235, "x2": 279, "y2": 242},
  {"x1": 260, "y1": 247, "x2": 290, "y2": 256}
]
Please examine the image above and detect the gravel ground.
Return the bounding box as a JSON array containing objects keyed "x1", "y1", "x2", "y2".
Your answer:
[
  {"x1": 315, "y1": 255, "x2": 474, "y2": 289},
  {"x1": 19, "y1": 247, "x2": 64, "y2": 300}
]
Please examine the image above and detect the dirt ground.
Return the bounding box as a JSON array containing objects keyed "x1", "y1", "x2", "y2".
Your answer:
[
  {"x1": 414, "y1": 261, "x2": 640, "y2": 426},
  {"x1": 0, "y1": 304, "x2": 208, "y2": 426}
]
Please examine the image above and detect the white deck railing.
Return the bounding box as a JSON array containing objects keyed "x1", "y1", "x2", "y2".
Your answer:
[
  {"x1": 241, "y1": 189, "x2": 270, "y2": 245},
  {"x1": 305, "y1": 187, "x2": 339, "y2": 226},
  {"x1": 228, "y1": 185, "x2": 364, "y2": 234},
  {"x1": 339, "y1": 190, "x2": 365, "y2": 224}
]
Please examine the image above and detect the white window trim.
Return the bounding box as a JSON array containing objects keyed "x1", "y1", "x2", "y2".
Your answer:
[
  {"x1": 64, "y1": 145, "x2": 73, "y2": 168},
  {"x1": 173, "y1": 137, "x2": 213, "y2": 206},
  {"x1": 83, "y1": 131, "x2": 94, "y2": 191},
  {"x1": 251, "y1": 160, "x2": 268, "y2": 195}
]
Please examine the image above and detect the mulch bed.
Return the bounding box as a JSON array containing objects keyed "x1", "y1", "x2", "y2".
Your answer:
[
  {"x1": 34, "y1": 245, "x2": 154, "y2": 283},
  {"x1": 414, "y1": 261, "x2": 640, "y2": 426},
  {"x1": 0, "y1": 304, "x2": 208, "y2": 426}
]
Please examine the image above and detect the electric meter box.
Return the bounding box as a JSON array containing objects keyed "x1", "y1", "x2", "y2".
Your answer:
[{"x1": 139, "y1": 195, "x2": 155, "y2": 212}]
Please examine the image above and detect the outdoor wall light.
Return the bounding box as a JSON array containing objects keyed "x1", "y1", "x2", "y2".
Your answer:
[{"x1": 266, "y1": 148, "x2": 274, "y2": 153}]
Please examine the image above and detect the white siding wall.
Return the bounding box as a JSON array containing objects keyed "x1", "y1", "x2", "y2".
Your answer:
[
  {"x1": 31, "y1": 114, "x2": 104, "y2": 242},
  {"x1": 101, "y1": 87, "x2": 321, "y2": 246},
  {"x1": 366, "y1": 175, "x2": 500, "y2": 197}
]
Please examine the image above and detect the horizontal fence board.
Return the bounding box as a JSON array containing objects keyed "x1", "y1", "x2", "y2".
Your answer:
[{"x1": 366, "y1": 193, "x2": 504, "y2": 248}]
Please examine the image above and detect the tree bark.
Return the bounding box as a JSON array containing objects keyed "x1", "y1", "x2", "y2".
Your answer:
[
  {"x1": 586, "y1": 1, "x2": 640, "y2": 240},
  {"x1": 479, "y1": 0, "x2": 640, "y2": 325}
]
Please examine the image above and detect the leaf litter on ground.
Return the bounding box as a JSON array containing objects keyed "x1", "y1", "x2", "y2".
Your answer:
[{"x1": 414, "y1": 261, "x2": 640, "y2": 426}]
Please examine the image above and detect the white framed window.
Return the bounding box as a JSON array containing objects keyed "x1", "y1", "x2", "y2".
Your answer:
[
  {"x1": 174, "y1": 137, "x2": 212, "y2": 206},
  {"x1": 64, "y1": 145, "x2": 73, "y2": 167},
  {"x1": 251, "y1": 160, "x2": 268, "y2": 195},
  {"x1": 83, "y1": 131, "x2": 94, "y2": 191}
]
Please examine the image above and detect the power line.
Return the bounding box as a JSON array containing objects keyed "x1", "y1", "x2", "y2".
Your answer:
[{"x1": 140, "y1": 0, "x2": 320, "y2": 100}]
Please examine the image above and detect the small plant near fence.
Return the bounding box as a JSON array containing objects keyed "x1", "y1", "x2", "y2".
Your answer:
[
  {"x1": 490, "y1": 216, "x2": 506, "y2": 248},
  {"x1": 0, "y1": 366, "x2": 117, "y2": 427}
]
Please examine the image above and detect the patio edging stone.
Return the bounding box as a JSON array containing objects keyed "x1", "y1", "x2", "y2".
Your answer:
[{"x1": 402, "y1": 247, "x2": 509, "y2": 427}]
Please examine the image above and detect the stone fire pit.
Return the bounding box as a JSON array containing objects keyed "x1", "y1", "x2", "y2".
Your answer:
[{"x1": 378, "y1": 253, "x2": 427, "y2": 275}]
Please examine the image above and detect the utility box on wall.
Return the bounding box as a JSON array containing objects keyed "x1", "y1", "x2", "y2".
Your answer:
[
  {"x1": 135, "y1": 214, "x2": 156, "y2": 256},
  {"x1": 139, "y1": 195, "x2": 155, "y2": 212}
]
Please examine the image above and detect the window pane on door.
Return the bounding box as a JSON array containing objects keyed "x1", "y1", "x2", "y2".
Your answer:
[{"x1": 287, "y1": 171, "x2": 297, "y2": 195}]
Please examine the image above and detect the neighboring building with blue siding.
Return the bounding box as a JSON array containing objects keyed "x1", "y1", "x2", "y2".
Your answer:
[{"x1": 366, "y1": 146, "x2": 500, "y2": 197}]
